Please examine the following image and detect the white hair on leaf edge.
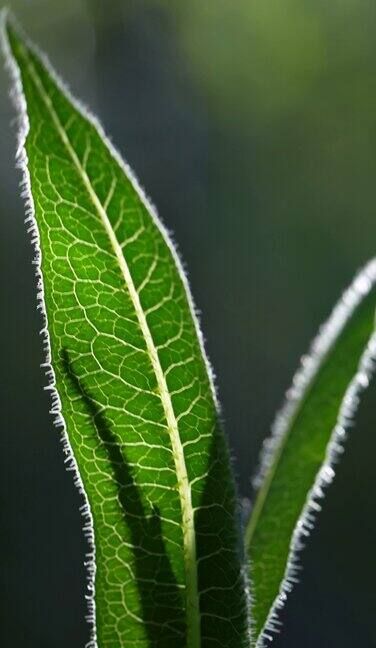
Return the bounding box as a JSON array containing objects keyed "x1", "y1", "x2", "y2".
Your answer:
[
  {"x1": 1, "y1": 9, "x2": 252, "y2": 646},
  {"x1": 1, "y1": 9, "x2": 98, "y2": 648},
  {"x1": 253, "y1": 259, "x2": 376, "y2": 647}
]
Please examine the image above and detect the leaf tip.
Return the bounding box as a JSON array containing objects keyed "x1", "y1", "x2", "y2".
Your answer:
[
  {"x1": 0, "y1": 8, "x2": 18, "y2": 62},
  {"x1": 1, "y1": 9, "x2": 34, "y2": 69},
  {"x1": 0, "y1": 6, "x2": 9, "y2": 49},
  {"x1": 0, "y1": 5, "x2": 9, "y2": 26}
]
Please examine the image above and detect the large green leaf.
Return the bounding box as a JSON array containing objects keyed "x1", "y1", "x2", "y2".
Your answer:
[
  {"x1": 245, "y1": 261, "x2": 376, "y2": 645},
  {"x1": 2, "y1": 14, "x2": 250, "y2": 648}
]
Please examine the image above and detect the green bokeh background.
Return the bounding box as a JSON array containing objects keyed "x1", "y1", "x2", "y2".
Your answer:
[{"x1": 0, "y1": 1, "x2": 375, "y2": 645}]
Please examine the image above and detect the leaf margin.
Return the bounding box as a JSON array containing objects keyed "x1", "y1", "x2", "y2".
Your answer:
[
  {"x1": 245, "y1": 259, "x2": 376, "y2": 647},
  {"x1": 0, "y1": 10, "x2": 247, "y2": 648}
]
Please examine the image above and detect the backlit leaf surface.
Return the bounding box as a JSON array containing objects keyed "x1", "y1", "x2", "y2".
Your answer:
[{"x1": 3, "y1": 15, "x2": 250, "y2": 648}]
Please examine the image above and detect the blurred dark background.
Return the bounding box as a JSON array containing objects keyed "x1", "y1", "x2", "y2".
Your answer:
[{"x1": 1, "y1": 1, "x2": 375, "y2": 646}]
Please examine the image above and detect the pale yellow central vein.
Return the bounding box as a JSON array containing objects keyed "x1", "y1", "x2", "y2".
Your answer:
[{"x1": 24, "y1": 50, "x2": 200, "y2": 647}]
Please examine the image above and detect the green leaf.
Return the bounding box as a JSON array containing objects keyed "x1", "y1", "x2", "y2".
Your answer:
[
  {"x1": 245, "y1": 262, "x2": 376, "y2": 645},
  {"x1": 2, "y1": 13, "x2": 250, "y2": 648}
]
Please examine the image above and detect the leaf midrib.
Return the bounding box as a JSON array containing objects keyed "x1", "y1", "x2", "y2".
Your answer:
[{"x1": 22, "y1": 42, "x2": 200, "y2": 648}]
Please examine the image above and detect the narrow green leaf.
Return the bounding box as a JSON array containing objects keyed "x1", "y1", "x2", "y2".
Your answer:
[
  {"x1": 245, "y1": 262, "x2": 376, "y2": 645},
  {"x1": 2, "y1": 13, "x2": 250, "y2": 648}
]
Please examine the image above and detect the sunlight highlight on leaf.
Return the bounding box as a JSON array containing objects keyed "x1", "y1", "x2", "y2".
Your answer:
[{"x1": 1, "y1": 12, "x2": 250, "y2": 648}]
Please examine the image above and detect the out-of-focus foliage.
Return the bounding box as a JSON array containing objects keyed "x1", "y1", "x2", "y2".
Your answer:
[{"x1": 177, "y1": 0, "x2": 327, "y2": 124}]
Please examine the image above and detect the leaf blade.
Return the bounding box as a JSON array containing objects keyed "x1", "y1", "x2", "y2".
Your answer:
[
  {"x1": 3, "y1": 14, "x2": 250, "y2": 648},
  {"x1": 245, "y1": 262, "x2": 376, "y2": 645}
]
